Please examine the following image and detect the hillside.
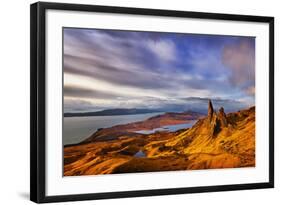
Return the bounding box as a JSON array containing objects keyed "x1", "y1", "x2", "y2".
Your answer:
[
  {"x1": 81, "y1": 111, "x2": 203, "y2": 143},
  {"x1": 64, "y1": 100, "x2": 255, "y2": 175}
]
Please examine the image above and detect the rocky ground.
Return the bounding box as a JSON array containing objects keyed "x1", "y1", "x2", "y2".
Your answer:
[{"x1": 64, "y1": 100, "x2": 255, "y2": 176}]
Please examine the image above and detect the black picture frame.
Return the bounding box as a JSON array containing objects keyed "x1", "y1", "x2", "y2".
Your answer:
[{"x1": 30, "y1": 1, "x2": 274, "y2": 203}]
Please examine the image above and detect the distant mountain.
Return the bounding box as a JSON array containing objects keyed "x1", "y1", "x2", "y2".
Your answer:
[{"x1": 64, "y1": 108, "x2": 161, "y2": 117}]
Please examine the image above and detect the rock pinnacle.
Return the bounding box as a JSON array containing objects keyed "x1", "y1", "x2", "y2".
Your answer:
[{"x1": 208, "y1": 99, "x2": 214, "y2": 117}]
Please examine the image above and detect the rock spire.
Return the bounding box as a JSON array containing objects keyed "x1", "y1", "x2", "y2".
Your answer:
[{"x1": 208, "y1": 99, "x2": 214, "y2": 118}]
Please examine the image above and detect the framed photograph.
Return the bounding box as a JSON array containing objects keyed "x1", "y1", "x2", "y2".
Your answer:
[{"x1": 30, "y1": 2, "x2": 274, "y2": 203}]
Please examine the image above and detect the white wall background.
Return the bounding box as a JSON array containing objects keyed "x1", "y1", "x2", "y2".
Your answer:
[{"x1": 0, "y1": 0, "x2": 279, "y2": 204}]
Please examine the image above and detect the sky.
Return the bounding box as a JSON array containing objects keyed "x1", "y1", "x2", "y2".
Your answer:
[{"x1": 63, "y1": 28, "x2": 255, "y2": 113}]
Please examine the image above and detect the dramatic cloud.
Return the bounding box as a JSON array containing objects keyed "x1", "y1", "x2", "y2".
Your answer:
[
  {"x1": 64, "y1": 85, "x2": 119, "y2": 99},
  {"x1": 222, "y1": 39, "x2": 255, "y2": 92},
  {"x1": 63, "y1": 28, "x2": 255, "y2": 112}
]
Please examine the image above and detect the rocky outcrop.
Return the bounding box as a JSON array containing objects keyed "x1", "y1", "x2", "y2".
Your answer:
[
  {"x1": 206, "y1": 100, "x2": 228, "y2": 136},
  {"x1": 208, "y1": 99, "x2": 214, "y2": 120},
  {"x1": 218, "y1": 107, "x2": 228, "y2": 127},
  {"x1": 156, "y1": 100, "x2": 255, "y2": 165}
]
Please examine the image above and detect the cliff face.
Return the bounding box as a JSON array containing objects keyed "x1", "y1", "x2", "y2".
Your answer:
[{"x1": 64, "y1": 101, "x2": 255, "y2": 176}]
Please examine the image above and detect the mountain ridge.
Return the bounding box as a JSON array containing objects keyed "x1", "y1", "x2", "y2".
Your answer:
[{"x1": 64, "y1": 108, "x2": 162, "y2": 117}]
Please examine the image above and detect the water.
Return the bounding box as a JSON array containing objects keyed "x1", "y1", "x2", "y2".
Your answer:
[
  {"x1": 134, "y1": 121, "x2": 196, "y2": 135},
  {"x1": 63, "y1": 112, "x2": 164, "y2": 145},
  {"x1": 134, "y1": 150, "x2": 146, "y2": 158}
]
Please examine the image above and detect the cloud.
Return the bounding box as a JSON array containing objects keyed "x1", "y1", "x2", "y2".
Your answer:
[
  {"x1": 244, "y1": 86, "x2": 255, "y2": 96},
  {"x1": 64, "y1": 30, "x2": 224, "y2": 95},
  {"x1": 180, "y1": 97, "x2": 247, "y2": 112},
  {"x1": 64, "y1": 29, "x2": 175, "y2": 90},
  {"x1": 222, "y1": 39, "x2": 255, "y2": 91},
  {"x1": 64, "y1": 98, "x2": 99, "y2": 113},
  {"x1": 145, "y1": 39, "x2": 176, "y2": 62},
  {"x1": 63, "y1": 28, "x2": 255, "y2": 112},
  {"x1": 64, "y1": 85, "x2": 119, "y2": 99}
]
